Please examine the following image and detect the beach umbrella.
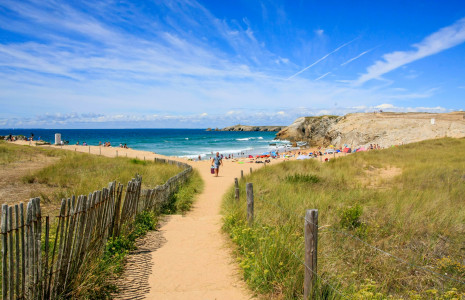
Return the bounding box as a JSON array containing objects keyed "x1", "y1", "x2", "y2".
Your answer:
[
  {"x1": 329, "y1": 145, "x2": 335, "y2": 148},
  {"x1": 248, "y1": 155, "x2": 253, "y2": 158},
  {"x1": 343, "y1": 147, "x2": 350, "y2": 153}
]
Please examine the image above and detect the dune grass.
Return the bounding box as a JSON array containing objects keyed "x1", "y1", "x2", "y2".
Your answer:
[
  {"x1": 23, "y1": 154, "x2": 182, "y2": 201},
  {"x1": 0, "y1": 140, "x2": 61, "y2": 164},
  {"x1": 0, "y1": 141, "x2": 182, "y2": 208},
  {"x1": 222, "y1": 137, "x2": 465, "y2": 299}
]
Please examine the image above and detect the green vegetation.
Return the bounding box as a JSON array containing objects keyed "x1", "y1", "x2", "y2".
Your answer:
[
  {"x1": 222, "y1": 138, "x2": 465, "y2": 299},
  {"x1": 0, "y1": 140, "x2": 61, "y2": 164},
  {"x1": 82, "y1": 210, "x2": 158, "y2": 299},
  {"x1": 25, "y1": 154, "x2": 181, "y2": 198},
  {"x1": 161, "y1": 169, "x2": 204, "y2": 214},
  {"x1": 0, "y1": 141, "x2": 182, "y2": 206}
]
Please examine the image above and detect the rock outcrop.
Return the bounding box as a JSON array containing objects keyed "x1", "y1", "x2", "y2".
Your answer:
[
  {"x1": 275, "y1": 112, "x2": 465, "y2": 147},
  {"x1": 219, "y1": 125, "x2": 284, "y2": 132}
]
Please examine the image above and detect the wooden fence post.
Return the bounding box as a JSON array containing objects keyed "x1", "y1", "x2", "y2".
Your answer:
[
  {"x1": 19, "y1": 203, "x2": 25, "y2": 298},
  {"x1": 250, "y1": 167, "x2": 252, "y2": 174},
  {"x1": 14, "y1": 204, "x2": 20, "y2": 298},
  {"x1": 116, "y1": 150, "x2": 118, "y2": 157},
  {"x1": 304, "y1": 209, "x2": 318, "y2": 299},
  {"x1": 234, "y1": 178, "x2": 240, "y2": 201},
  {"x1": 241, "y1": 170, "x2": 244, "y2": 179},
  {"x1": 2, "y1": 204, "x2": 8, "y2": 300},
  {"x1": 246, "y1": 183, "x2": 254, "y2": 225},
  {"x1": 8, "y1": 206, "x2": 14, "y2": 300}
]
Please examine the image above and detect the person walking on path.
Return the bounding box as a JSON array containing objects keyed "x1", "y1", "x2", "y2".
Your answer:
[{"x1": 211, "y1": 152, "x2": 222, "y2": 177}]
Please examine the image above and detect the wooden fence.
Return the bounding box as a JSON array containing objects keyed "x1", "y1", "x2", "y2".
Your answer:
[{"x1": 1, "y1": 159, "x2": 192, "y2": 299}]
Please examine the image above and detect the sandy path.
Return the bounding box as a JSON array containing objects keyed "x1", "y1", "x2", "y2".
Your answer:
[{"x1": 145, "y1": 159, "x2": 257, "y2": 300}]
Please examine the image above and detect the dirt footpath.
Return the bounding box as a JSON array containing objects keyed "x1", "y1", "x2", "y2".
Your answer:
[{"x1": 145, "y1": 160, "x2": 258, "y2": 300}]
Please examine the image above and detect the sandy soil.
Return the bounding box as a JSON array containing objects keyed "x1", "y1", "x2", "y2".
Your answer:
[{"x1": 0, "y1": 147, "x2": 61, "y2": 215}]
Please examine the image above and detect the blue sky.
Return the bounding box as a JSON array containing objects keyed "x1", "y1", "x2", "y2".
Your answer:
[{"x1": 1, "y1": 0, "x2": 464, "y2": 128}]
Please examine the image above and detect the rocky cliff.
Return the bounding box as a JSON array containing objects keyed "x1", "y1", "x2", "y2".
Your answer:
[
  {"x1": 218, "y1": 125, "x2": 284, "y2": 132},
  {"x1": 275, "y1": 112, "x2": 465, "y2": 147}
]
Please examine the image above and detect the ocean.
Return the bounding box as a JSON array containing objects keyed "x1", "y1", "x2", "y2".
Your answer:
[{"x1": 0, "y1": 129, "x2": 290, "y2": 159}]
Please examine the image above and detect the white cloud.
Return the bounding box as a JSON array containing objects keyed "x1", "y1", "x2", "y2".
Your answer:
[
  {"x1": 315, "y1": 72, "x2": 331, "y2": 81},
  {"x1": 340, "y1": 49, "x2": 372, "y2": 66},
  {"x1": 375, "y1": 104, "x2": 394, "y2": 109},
  {"x1": 287, "y1": 38, "x2": 358, "y2": 80},
  {"x1": 355, "y1": 17, "x2": 465, "y2": 85},
  {"x1": 314, "y1": 29, "x2": 324, "y2": 37},
  {"x1": 1, "y1": 105, "x2": 454, "y2": 129},
  {"x1": 0, "y1": 1, "x2": 461, "y2": 129}
]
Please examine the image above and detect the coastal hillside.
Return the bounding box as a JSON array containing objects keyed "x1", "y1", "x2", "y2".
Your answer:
[{"x1": 275, "y1": 112, "x2": 465, "y2": 147}]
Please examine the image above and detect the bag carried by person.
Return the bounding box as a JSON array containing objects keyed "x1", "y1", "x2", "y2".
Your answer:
[{"x1": 210, "y1": 166, "x2": 215, "y2": 174}]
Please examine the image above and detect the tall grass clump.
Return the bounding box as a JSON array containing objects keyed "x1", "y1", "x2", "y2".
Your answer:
[
  {"x1": 0, "y1": 140, "x2": 61, "y2": 164},
  {"x1": 78, "y1": 210, "x2": 158, "y2": 299},
  {"x1": 161, "y1": 169, "x2": 203, "y2": 214},
  {"x1": 222, "y1": 137, "x2": 465, "y2": 299}
]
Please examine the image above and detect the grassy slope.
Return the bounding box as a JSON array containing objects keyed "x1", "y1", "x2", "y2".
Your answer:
[
  {"x1": 222, "y1": 138, "x2": 465, "y2": 299},
  {"x1": 0, "y1": 141, "x2": 182, "y2": 208}
]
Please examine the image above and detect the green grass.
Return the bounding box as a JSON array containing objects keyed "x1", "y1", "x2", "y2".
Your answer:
[
  {"x1": 0, "y1": 140, "x2": 61, "y2": 164},
  {"x1": 77, "y1": 210, "x2": 158, "y2": 299},
  {"x1": 0, "y1": 141, "x2": 182, "y2": 207},
  {"x1": 161, "y1": 169, "x2": 203, "y2": 214},
  {"x1": 222, "y1": 137, "x2": 465, "y2": 299},
  {"x1": 26, "y1": 153, "x2": 182, "y2": 199}
]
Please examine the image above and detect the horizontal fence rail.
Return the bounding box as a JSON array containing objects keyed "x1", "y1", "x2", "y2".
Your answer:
[{"x1": 1, "y1": 158, "x2": 192, "y2": 299}]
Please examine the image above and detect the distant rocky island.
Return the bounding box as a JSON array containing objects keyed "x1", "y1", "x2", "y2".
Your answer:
[
  {"x1": 207, "y1": 125, "x2": 284, "y2": 132},
  {"x1": 275, "y1": 112, "x2": 465, "y2": 147}
]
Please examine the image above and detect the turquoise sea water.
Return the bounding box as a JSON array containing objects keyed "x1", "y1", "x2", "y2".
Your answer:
[{"x1": 0, "y1": 129, "x2": 290, "y2": 158}]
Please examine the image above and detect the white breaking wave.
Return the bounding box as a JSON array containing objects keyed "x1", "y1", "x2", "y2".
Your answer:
[{"x1": 236, "y1": 137, "x2": 264, "y2": 141}]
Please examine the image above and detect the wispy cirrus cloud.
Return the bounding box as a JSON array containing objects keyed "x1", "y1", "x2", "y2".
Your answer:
[
  {"x1": 0, "y1": 1, "x2": 462, "y2": 128},
  {"x1": 340, "y1": 48, "x2": 374, "y2": 66},
  {"x1": 315, "y1": 72, "x2": 331, "y2": 81},
  {"x1": 355, "y1": 17, "x2": 465, "y2": 85},
  {"x1": 287, "y1": 38, "x2": 358, "y2": 79}
]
